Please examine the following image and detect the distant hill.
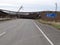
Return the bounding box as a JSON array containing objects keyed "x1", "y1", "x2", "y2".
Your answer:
[{"x1": 39, "y1": 11, "x2": 60, "y2": 22}]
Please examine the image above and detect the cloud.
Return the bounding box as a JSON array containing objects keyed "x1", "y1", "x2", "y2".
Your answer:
[
  {"x1": 0, "y1": 0, "x2": 18, "y2": 5},
  {"x1": 0, "y1": 0, "x2": 60, "y2": 11},
  {"x1": 0, "y1": 3, "x2": 14, "y2": 6},
  {"x1": 21, "y1": 0, "x2": 56, "y2": 5}
]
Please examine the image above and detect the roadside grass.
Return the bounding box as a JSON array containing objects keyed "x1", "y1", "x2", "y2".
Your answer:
[
  {"x1": 52, "y1": 24, "x2": 60, "y2": 30},
  {"x1": 37, "y1": 19, "x2": 60, "y2": 30},
  {"x1": 0, "y1": 18, "x2": 12, "y2": 22}
]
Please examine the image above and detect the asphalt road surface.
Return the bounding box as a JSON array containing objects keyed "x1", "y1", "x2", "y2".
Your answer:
[{"x1": 0, "y1": 19, "x2": 60, "y2": 45}]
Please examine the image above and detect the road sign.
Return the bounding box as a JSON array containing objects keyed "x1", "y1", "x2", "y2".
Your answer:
[{"x1": 46, "y1": 13, "x2": 57, "y2": 18}]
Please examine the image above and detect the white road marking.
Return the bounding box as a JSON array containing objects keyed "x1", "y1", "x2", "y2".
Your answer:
[
  {"x1": 33, "y1": 22, "x2": 54, "y2": 45},
  {"x1": 0, "y1": 32, "x2": 6, "y2": 36}
]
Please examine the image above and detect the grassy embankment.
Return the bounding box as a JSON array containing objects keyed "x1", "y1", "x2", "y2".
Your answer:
[{"x1": 37, "y1": 19, "x2": 60, "y2": 30}]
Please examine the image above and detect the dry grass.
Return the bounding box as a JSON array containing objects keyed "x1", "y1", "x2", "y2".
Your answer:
[
  {"x1": 37, "y1": 19, "x2": 60, "y2": 30},
  {"x1": 0, "y1": 18, "x2": 12, "y2": 21}
]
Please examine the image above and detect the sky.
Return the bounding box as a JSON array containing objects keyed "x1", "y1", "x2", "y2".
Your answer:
[{"x1": 0, "y1": 0, "x2": 60, "y2": 12}]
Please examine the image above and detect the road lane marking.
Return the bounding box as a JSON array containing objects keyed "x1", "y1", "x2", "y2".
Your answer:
[
  {"x1": 0, "y1": 32, "x2": 6, "y2": 37},
  {"x1": 33, "y1": 22, "x2": 54, "y2": 45}
]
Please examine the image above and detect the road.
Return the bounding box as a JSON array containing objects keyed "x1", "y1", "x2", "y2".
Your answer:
[{"x1": 0, "y1": 19, "x2": 60, "y2": 45}]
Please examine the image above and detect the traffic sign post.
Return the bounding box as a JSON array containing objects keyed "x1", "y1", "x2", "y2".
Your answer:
[
  {"x1": 46, "y1": 13, "x2": 57, "y2": 18},
  {"x1": 46, "y1": 13, "x2": 57, "y2": 21}
]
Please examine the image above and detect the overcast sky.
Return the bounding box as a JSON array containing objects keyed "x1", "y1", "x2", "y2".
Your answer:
[{"x1": 0, "y1": 0, "x2": 60, "y2": 12}]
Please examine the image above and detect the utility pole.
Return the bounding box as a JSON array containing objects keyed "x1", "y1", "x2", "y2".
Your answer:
[
  {"x1": 54, "y1": 2, "x2": 57, "y2": 21},
  {"x1": 55, "y1": 2, "x2": 57, "y2": 11},
  {"x1": 17, "y1": 5, "x2": 23, "y2": 12},
  {"x1": 17, "y1": 5, "x2": 23, "y2": 18}
]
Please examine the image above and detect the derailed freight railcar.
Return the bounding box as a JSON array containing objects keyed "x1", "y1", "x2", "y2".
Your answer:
[
  {"x1": 20, "y1": 12, "x2": 40, "y2": 19},
  {"x1": 0, "y1": 10, "x2": 8, "y2": 18},
  {"x1": 28, "y1": 12, "x2": 39, "y2": 19}
]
